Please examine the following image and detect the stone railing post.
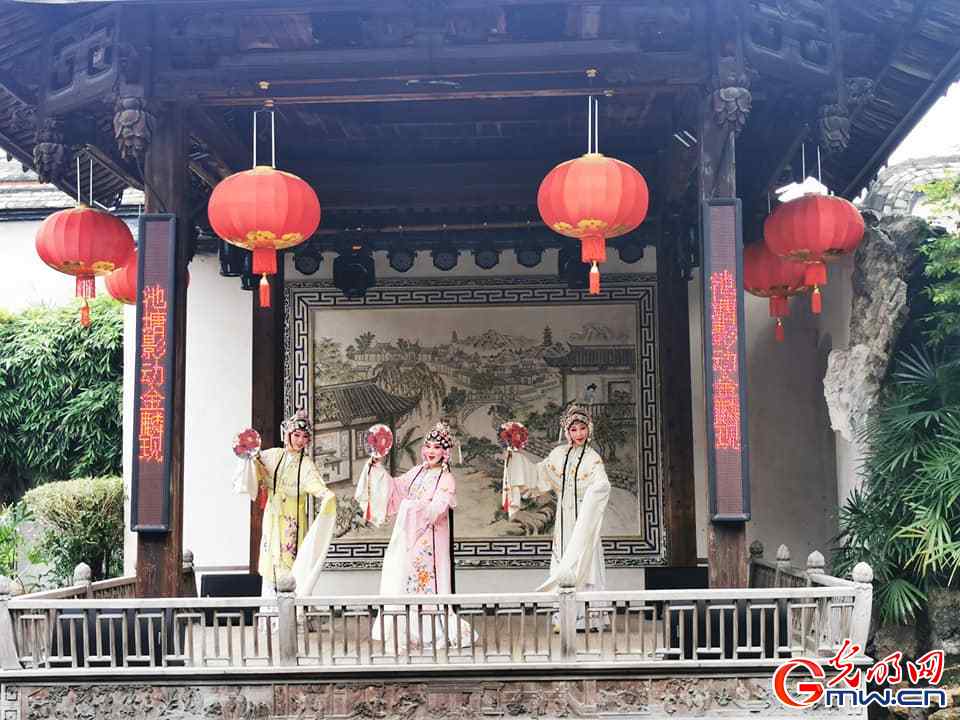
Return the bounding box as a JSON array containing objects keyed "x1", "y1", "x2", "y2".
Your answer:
[
  {"x1": 276, "y1": 575, "x2": 298, "y2": 666},
  {"x1": 748, "y1": 541, "x2": 763, "y2": 587},
  {"x1": 775, "y1": 544, "x2": 791, "y2": 588},
  {"x1": 805, "y1": 551, "x2": 825, "y2": 587},
  {"x1": 850, "y1": 562, "x2": 874, "y2": 648},
  {"x1": 73, "y1": 563, "x2": 92, "y2": 599},
  {"x1": 0, "y1": 576, "x2": 21, "y2": 670},
  {"x1": 558, "y1": 580, "x2": 578, "y2": 662},
  {"x1": 182, "y1": 549, "x2": 197, "y2": 598}
]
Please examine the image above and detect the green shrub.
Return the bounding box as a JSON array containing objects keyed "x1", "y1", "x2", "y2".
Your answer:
[
  {"x1": 0, "y1": 502, "x2": 29, "y2": 584},
  {"x1": 916, "y1": 177, "x2": 960, "y2": 343},
  {"x1": 0, "y1": 298, "x2": 124, "y2": 503},
  {"x1": 835, "y1": 347, "x2": 960, "y2": 624},
  {"x1": 24, "y1": 476, "x2": 124, "y2": 583}
]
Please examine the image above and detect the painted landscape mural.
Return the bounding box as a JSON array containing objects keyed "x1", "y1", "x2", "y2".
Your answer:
[{"x1": 309, "y1": 303, "x2": 648, "y2": 543}]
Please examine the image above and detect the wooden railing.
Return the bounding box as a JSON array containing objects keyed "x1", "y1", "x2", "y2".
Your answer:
[
  {"x1": 14, "y1": 550, "x2": 198, "y2": 602},
  {"x1": 749, "y1": 542, "x2": 875, "y2": 658},
  {"x1": 0, "y1": 564, "x2": 873, "y2": 676}
]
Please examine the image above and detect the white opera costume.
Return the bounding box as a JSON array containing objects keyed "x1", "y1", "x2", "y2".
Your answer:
[{"x1": 505, "y1": 404, "x2": 611, "y2": 629}]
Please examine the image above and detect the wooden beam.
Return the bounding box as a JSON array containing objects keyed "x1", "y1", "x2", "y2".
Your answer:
[
  {"x1": 188, "y1": 106, "x2": 248, "y2": 176},
  {"x1": 83, "y1": 144, "x2": 144, "y2": 191},
  {"x1": 157, "y1": 43, "x2": 706, "y2": 96},
  {"x1": 199, "y1": 85, "x2": 664, "y2": 107},
  {"x1": 250, "y1": 262, "x2": 285, "y2": 574},
  {"x1": 656, "y1": 222, "x2": 698, "y2": 567},
  {"x1": 299, "y1": 157, "x2": 658, "y2": 209},
  {"x1": 136, "y1": 102, "x2": 189, "y2": 599},
  {"x1": 0, "y1": 68, "x2": 36, "y2": 107}
]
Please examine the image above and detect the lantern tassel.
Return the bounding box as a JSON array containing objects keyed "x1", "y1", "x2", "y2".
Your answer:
[
  {"x1": 259, "y1": 274, "x2": 271, "y2": 308},
  {"x1": 80, "y1": 300, "x2": 91, "y2": 328},
  {"x1": 589, "y1": 261, "x2": 600, "y2": 295},
  {"x1": 252, "y1": 246, "x2": 278, "y2": 276},
  {"x1": 804, "y1": 262, "x2": 827, "y2": 288},
  {"x1": 580, "y1": 234, "x2": 607, "y2": 264},
  {"x1": 76, "y1": 275, "x2": 96, "y2": 301},
  {"x1": 775, "y1": 318, "x2": 785, "y2": 342},
  {"x1": 811, "y1": 286, "x2": 822, "y2": 315}
]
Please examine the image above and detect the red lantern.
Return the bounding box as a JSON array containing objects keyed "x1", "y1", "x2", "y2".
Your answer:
[
  {"x1": 744, "y1": 242, "x2": 808, "y2": 341},
  {"x1": 207, "y1": 166, "x2": 321, "y2": 308},
  {"x1": 35, "y1": 206, "x2": 135, "y2": 326},
  {"x1": 105, "y1": 251, "x2": 137, "y2": 305},
  {"x1": 763, "y1": 194, "x2": 864, "y2": 314},
  {"x1": 537, "y1": 153, "x2": 649, "y2": 295}
]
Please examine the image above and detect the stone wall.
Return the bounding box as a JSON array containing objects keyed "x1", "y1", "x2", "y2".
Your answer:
[{"x1": 0, "y1": 675, "x2": 864, "y2": 719}]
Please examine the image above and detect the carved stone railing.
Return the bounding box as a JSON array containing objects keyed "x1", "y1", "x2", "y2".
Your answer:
[
  {"x1": 0, "y1": 567, "x2": 873, "y2": 677},
  {"x1": 749, "y1": 542, "x2": 874, "y2": 655}
]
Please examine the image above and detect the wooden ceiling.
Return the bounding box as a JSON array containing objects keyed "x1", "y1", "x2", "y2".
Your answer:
[{"x1": 0, "y1": 0, "x2": 958, "y2": 255}]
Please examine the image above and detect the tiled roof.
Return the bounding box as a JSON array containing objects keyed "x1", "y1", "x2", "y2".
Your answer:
[
  {"x1": 0, "y1": 157, "x2": 144, "y2": 213},
  {"x1": 543, "y1": 345, "x2": 635, "y2": 370},
  {"x1": 317, "y1": 380, "x2": 419, "y2": 425}
]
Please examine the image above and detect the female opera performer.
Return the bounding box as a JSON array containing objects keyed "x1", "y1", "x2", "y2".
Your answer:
[
  {"x1": 506, "y1": 403, "x2": 611, "y2": 628},
  {"x1": 234, "y1": 410, "x2": 337, "y2": 600},
  {"x1": 355, "y1": 421, "x2": 474, "y2": 647}
]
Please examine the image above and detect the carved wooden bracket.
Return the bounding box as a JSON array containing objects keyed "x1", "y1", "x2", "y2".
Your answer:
[
  {"x1": 33, "y1": 117, "x2": 69, "y2": 183},
  {"x1": 113, "y1": 96, "x2": 155, "y2": 163},
  {"x1": 710, "y1": 84, "x2": 752, "y2": 136},
  {"x1": 818, "y1": 101, "x2": 850, "y2": 155}
]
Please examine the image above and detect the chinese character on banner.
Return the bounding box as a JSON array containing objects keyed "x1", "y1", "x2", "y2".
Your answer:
[
  {"x1": 138, "y1": 284, "x2": 168, "y2": 463},
  {"x1": 710, "y1": 270, "x2": 741, "y2": 451}
]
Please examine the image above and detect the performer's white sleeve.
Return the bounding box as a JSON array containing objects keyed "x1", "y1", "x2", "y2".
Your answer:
[
  {"x1": 232, "y1": 457, "x2": 259, "y2": 500},
  {"x1": 354, "y1": 460, "x2": 392, "y2": 527},
  {"x1": 536, "y1": 463, "x2": 611, "y2": 593}
]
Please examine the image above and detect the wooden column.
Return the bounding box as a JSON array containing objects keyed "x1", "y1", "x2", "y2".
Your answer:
[
  {"x1": 136, "y1": 102, "x2": 189, "y2": 598},
  {"x1": 656, "y1": 226, "x2": 698, "y2": 568},
  {"x1": 699, "y1": 1, "x2": 752, "y2": 589},
  {"x1": 250, "y1": 262, "x2": 285, "y2": 573}
]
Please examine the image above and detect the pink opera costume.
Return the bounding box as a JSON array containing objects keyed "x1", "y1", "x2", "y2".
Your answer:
[
  {"x1": 505, "y1": 404, "x2": 611, "y2": 628},
  {"x1": 355, "y1": 422, "x2": 474, "y2": 648},
  {"x1": 233, "y1": 410, "x2": 337, "y2": 599}
]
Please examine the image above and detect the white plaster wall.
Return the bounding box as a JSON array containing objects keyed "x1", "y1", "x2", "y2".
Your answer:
[
  {"x1": 740, "y1": 263, "x2": 852, "y2": 564},
  {"x1": 122, "y1": 253, "x2": 253, "y2": 575},
  {"x1": 0, "y1": 219, "x2": 86, "y2": 312},
  {"x1": 815, "y1": 255, "x2": 858, "y2": 507}
]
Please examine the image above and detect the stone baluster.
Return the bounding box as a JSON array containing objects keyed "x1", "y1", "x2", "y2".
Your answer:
[
  {"x1": 805, "y1": 551, "x2": 826, "y2": 587},
  {"x1": 182, "y1": 549, "x2": 197, "y2": 597},
  {"x1": 73, "y1": 563, "x2": 92, "y2": 599},
  {"x1": 850, "y1": 562, "x2": 874, "y2": 648},
  {"x1": 276, "y1": 575, "x2": 298, "y2": 666},
  {"x1": 0, "y1": 576, "x2": 22, "y2": 670},
  {"x1": 775, "y1": 544, "x2": 791, "y2": 588},
  {"x1": 557, "y1": 575, "x2": 578, "y2": 662}
]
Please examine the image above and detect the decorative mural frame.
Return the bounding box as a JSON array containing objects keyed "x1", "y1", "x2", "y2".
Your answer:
[{"x1": 284, "y1": 274, "x2": 664, "y2": 569}]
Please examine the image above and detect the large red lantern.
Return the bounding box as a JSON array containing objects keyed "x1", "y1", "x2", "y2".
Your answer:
[
  {"x1": 207, "y1": 166, "x2": 320, "y2": 308},
  {"x1": 538, "y1": 153, "x2": 649, "y2": 294},
  {"x1": 763, "y1": 194, "x2": 864, "y2": 314},
  {"x1": 35, "y1": 206, "x2": 135, "y2": 326},
  {"x1": 105, "y1": 250, "x2": 137, "y2": 305},
  {"x1": 743, "y1": 241, "x2": 808, "y2": 342}
]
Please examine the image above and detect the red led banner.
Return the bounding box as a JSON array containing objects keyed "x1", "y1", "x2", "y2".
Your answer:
[
  {"x1": 702, "y1": 200, "x2": 750, "y2": 521},
  {"x1": 131, "y1": 215, "x2": 179, "y2": 532}
]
